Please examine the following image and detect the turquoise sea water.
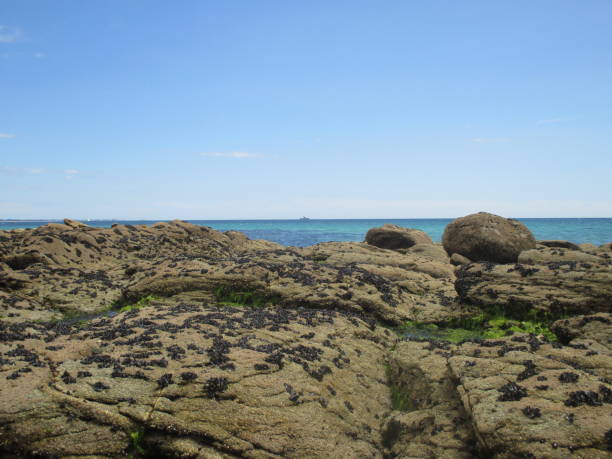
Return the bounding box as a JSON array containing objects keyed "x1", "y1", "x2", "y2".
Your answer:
[{"x1": 1, "y1": 218, "x2": 610, "y2": 247}]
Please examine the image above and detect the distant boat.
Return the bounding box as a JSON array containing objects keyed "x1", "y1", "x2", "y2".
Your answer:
[{"x1": 298, "y1": 217, "x2": 311, "y2": 221}]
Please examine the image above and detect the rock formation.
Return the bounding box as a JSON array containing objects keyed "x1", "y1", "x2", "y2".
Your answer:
[
  {"x1": 384, "y1": 334, "x2": 612, "y2": 458},
  {"x1": 455, "y1": 246, "x2": 612, "y2": 316},
  {"x1": 365, "y1": 224, "x2": 433, "y2": 250},
  {"x1": 0, "y1": 222, "x2": 471, "y2": 326},
  {"x1": 0, "y1": 303, "x2": 395, "y2": 457},
  {"x1": 1, "y1": 218, "x2": 610, "y2": 458},
  {"x1": 442, "y1": 212, "x2": 536, "y2": 263}
]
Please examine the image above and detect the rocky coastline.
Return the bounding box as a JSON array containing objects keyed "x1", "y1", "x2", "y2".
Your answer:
[{"x1": 0, "y1": 213, "x2": 610, "y2": 458}]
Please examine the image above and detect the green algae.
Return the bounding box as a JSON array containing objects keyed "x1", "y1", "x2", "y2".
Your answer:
[
  {"x1": 396, "y1": 307, "x2": 558, "y2": 343},
  {"x1": 483, "y1": 317, "x2": 556, "y2": 341},
  {"x1": 384, "y1": 362, "x2": 413, "y2": 412},
  {"x1": 125, "y1": 428, "x2": 147, "y2": 458},
  {"x1": 213, "y1": 285, "x2": 278, "y2": 308},
  {"x1": 119, "y1": 295, "x2": 159, "y2": 313},
  {"x1": 311, "y1": 253, "x2": 329, "y2": 264}
]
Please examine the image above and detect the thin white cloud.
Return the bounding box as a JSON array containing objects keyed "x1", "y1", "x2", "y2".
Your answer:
[
  {"x1": 200, "y1": 151, "x2": 262, "y2": 158},
  {"x1": 0, "y1": 26, "x2": 20, "y2": 43},
  {"x1": 536, "y1": 117, "x2": 575, "y2": 125},
  {"x1": 1, "y1": 52, "x2": 45, "y2": 59},
  {"x1": 64, "y1": 169, "x2": 79, "y2": 180},
  {"x1": 471, "y1": 137, "x2": 511, "y2": 144},
  {"x1": 0, "y1": 133, "x2": 15, "y2": 139},
  {"x1": 0, "y1": 166, "x2": 83, "y2": 179},
  {"x1": 0, "y1": 166, "x2": 44, "y2": 176}
]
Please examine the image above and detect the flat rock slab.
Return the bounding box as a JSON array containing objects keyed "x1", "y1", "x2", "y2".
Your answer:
[
  {"x1": 455, "y1": 249, "x2": 612, "y2": 315},
  {"x1": 449, "y1": 336, "x2": 612, "y2": 458},
  {"x1": 552, "y1": 313, "x2": 612, "y2": 350},
  {"x1": 382, "y1": 335, "x2": 612, "y2": 458},
  {"x1": 0, "y1": 303, "x2": 395, "y2": 458},
  {"x1": 123, "y1": 244, "x2": 468, "y2": 326}
]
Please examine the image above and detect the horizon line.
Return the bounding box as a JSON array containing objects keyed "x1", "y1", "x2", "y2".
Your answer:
[{"x1": 2, "y1": 216, "x2": 612, "y2": 222}]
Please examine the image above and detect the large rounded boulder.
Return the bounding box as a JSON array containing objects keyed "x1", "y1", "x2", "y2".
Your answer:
[
  {"x1": 442, "y1": 212, "x2": 536, "y2": 263},
  {"x1": 365, "y1": 224, "x2": 432, "y2": 250}
]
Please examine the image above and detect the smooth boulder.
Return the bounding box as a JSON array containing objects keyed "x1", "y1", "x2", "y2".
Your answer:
[
  {"x1": 365, "y1": 224, "x2": 432, "y2": 250},
  {"x1": 442, "y1": 212, "x2": 536, "y2": 263}
]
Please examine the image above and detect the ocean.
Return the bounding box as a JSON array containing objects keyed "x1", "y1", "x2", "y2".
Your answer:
[{"x1": 1, "y1": 218, "x2": 610, "y2": 247}]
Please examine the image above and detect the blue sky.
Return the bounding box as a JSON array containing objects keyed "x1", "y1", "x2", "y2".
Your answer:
[{"x1": 1, "y1": 0, "x2": 611, "y2": 219}]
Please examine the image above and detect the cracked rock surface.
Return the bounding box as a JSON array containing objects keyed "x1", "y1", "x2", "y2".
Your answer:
[
  {"x1": 455, "y1": 246, "x2": 612, "y2": 316},
  {"x1": 449, "y1": 334, "x2": 612, "y2": 458},
  {"x1": 0, "y1": 220, "x2": 472, "y2": 325},
  {"x1": 383, "y1": 334, "x2": 612, "y2": 458},
  {"x1": 0, "y1": 302, "x2": 394, "y2": 457},
  {"x1": 551, "y1": 313, "x2": 612, "y2": 350}
]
